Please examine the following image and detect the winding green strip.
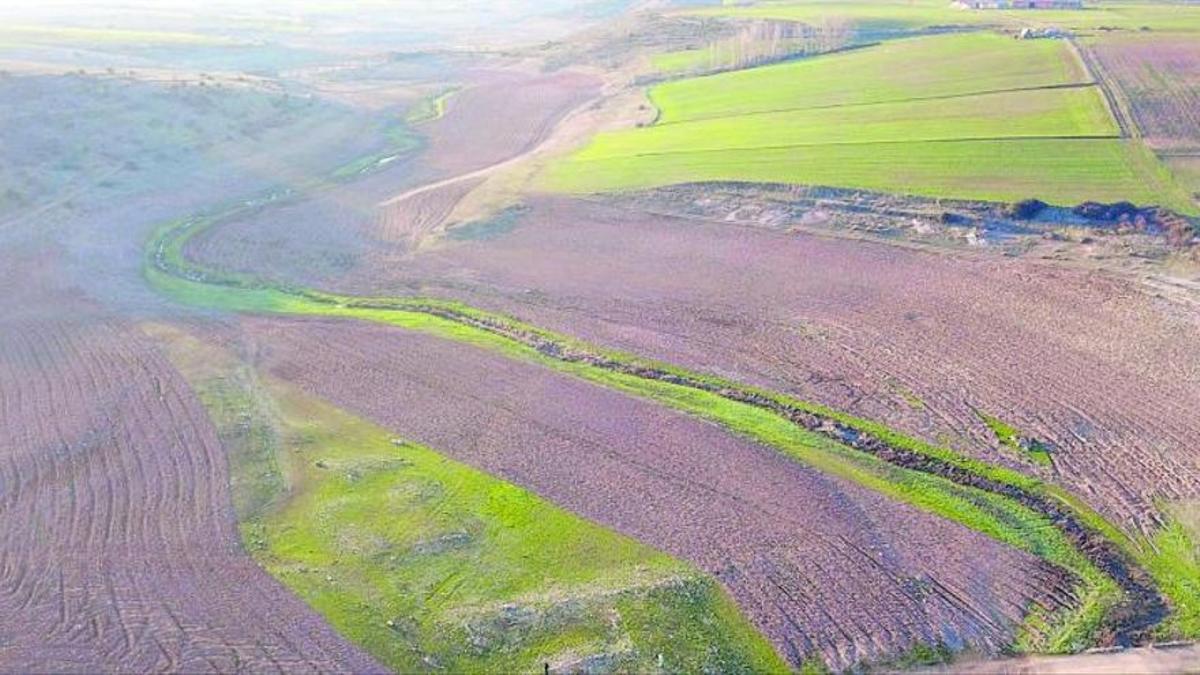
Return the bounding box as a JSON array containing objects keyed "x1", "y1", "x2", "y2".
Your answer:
[
  {"x1": 406, "y1": 86, "x2": 461, "y2": 125},
  {"x1": 146, "y1": 176, "x2": 1197, "y2": 652},
  {"x1": 160, "y1": 333, "x2": 785, "y2": 673}
]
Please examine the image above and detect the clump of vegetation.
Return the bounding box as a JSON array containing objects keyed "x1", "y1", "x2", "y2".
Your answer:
[
  {"x1": 447, "y1": 206, "x2": 528, "y2": 241},
  {"x1": 406, "y1": 86, "x2": 460, "y2": 125},
  {"x1": 1008, "y1": 198, "x2": 1049, "y2": 220},
  {"x1": 974, "y1": 409, "x2": 1054, "y2": 467}
]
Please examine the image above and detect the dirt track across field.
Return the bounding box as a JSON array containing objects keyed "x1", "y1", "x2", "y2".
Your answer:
[{"x1": 923, "y1": 643, "x2": 1200, "y2": 674}]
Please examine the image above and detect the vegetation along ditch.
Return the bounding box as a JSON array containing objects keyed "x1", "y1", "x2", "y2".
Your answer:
[{"x1": 147, "y1": 160, "x2": 1198, "y2": 656}]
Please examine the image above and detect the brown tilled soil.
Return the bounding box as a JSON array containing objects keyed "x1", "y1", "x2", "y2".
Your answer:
[
  {"x1": 416, "y1": 70, "x2": 601, "y2": 177},
  {"x1": 187, "y1": 69, "x2": 601, "y2": 276},
  {"x1": 0, "y1": 77, "x2": 399, "y2": 668},
  {"x1": 1089, "y1": 34, "x2": 1200, "y2": 151},
  {"x1": 388, "y1": 196, "x2": 1200, "y2": 537},
  {"x1": 0, "y1": 314, "x2": 381, "y2": 671},
  {"x1": 234, "y1": 315, "x2": 1078, "y2": 670}
]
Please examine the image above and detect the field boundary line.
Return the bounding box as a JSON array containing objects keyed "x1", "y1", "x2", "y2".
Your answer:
[
  {"x1": 1069, "y1": 37, "x2": 1138, "y2": 141},
  {"x1": 653, "y1": 81, "x2": 1101, "y2": 127},
  {"x1": 580, "y1": 134, "x2": 1123, "y2": 160}
]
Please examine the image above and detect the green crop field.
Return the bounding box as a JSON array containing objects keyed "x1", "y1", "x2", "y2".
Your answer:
[
  {"x1": 543, "y1": 31, "x2": 1197, "y2": 212},
  {"x1": 650, "y1": 32, "x2": 1088, "y2": 123},
  {"x1": 689, "y1": 0, "x2": 1200, "y2": 34},
  {"x1": 582, "y1": 87, "x2": 1116, "y2": 157}
]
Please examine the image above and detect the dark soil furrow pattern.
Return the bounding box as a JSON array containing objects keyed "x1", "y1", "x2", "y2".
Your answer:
[{"x1": 0, "y1": 318, "x2": 382, "y2": 672}]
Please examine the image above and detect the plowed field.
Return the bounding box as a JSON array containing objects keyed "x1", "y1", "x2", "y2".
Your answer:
[{"x1": 236, "y1": 315, "x2": 1077, "y2": 669}]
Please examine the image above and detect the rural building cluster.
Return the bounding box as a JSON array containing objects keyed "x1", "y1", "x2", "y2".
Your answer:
[{"x1": 954, "y1": 0, "x2": 1083, "y2": 8}]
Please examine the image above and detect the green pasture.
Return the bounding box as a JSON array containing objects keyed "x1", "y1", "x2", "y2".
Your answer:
[
  {"x1": 692, "y1": 0, "x2": 1200, "y2": 34},
  {"x1": 582, "y1": 87, "x2": 1115, "y2": 157},
  {"x1": 546, "y1": 138, "x2": 1193, "y2": 211},
  {"x1": 546, "y1": 31, "x2": 1197, "y2": 212},
  {"x1": 650, "y1": 32, "x2": 1088, "y2": 123}
]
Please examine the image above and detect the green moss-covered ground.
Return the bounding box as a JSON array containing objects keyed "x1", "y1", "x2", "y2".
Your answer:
[{"x1": 154, "y1": 325, "x2": 786, "y2": 674}]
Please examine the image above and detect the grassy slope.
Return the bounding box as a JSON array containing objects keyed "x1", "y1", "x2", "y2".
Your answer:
[
  {"x1": 543, "y1": 31, "x2": 1196, "y2": 212},
  {"x1": 144, "y1": 108, "x2": 1200, "y2": 659},
  {"x1": 151, "y1": 324, "x2": 785, "y2": 673},
  {"x1": 147, "y1": 263, "x2": 1126, "y2": 653},
  {"x1": 650, "y1": 32, "x2": 1088, "y2": 123},
  {"x1": 148, "y1": 237, "x2": 1200, "y2": 648},
  {"x1": 578, "y1": 87, "x2": 1116, "y2": 156}
]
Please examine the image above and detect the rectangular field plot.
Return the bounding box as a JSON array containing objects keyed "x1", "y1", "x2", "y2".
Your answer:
[
  {"x1": 549, "y1": 138, "x2": 1182, "y2": 206},
  {"x1": 579, "y1": 87, "x2": 1117, "y2": 158},
  {"x1": 546, "y1": 31, "x2": 1196, "y2": 212},
  {"x1": 649, "y1": 33, "x2": 1089, "y2": 123},
  {"x1": 688, "y1": 0, "x2": 1200, "y2": 34},
  {"x1": 1089, "y1": 33, "x2": 1200, "y2": 150}
]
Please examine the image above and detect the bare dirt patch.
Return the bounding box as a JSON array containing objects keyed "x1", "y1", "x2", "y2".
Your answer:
[{"x1": 406, "y1": 69, "x2": 601, "y2": 179}]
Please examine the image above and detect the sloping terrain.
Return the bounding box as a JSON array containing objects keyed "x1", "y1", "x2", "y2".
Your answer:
[
  {"x1": 233, "y1": 315, "x2": 1077, "y2": 670},
  {"x1": 397, "y1": 195, "x2": 1200, "y2": 541},
  {"x1": 149, "y1": 323, "x2": 785, "y2": 674},
  {"x1": 542, "y1": 32, "x2": 1194, "y2": 212}
]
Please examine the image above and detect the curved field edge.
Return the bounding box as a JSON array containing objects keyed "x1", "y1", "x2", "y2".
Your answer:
[
  {"x1": 148, "y1": 323, "x2": 785, "y2": 673},
  {"x1": 145, "y1": 195, "x2": 1199, "y2": 656}
]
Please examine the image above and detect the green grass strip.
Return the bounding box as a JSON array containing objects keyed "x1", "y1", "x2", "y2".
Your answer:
[
  {"x1": 159, "y1": 329, "x2": 784, "y2": 673},
  {"x1": 144, "y1": 139, "x2": 1200, "y2": 651}
]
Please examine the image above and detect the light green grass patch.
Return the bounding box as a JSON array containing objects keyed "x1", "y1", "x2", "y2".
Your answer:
[
  {"x1": 544, "y1": 30, "x2": 1196, "y2": 212},
  {"x1": 690, "y1": 0, "x2": 1200, "y2": 34},
  {"x1": 649, "y1": 32, "x2": 1088, "y2": 123},
  {"x1": 1145, "y1": 504, "x2": 1200, "y2": 639},
  {"x1": 406, "y1": 86, "x2": 461, "y2": 125},
  {"x1": 0, "y1": 24, "x2": 231, "y2": 46},
  {"x1": 579, "y1": 86, "x2": 1116, "y2": 158},
  {"x1": 652, "y1": 46, "x2": 725, "y2": 74},
  {"x1": 546, "y1": 138, "x2": 1194, "y2": 212},
  {"x1": 156, "y1": 325, "x2": 785, "y2": 673}
]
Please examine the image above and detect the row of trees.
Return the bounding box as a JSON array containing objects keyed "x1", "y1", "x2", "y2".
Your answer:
[{"x1": 692, "y1": 18, "x2": 853, "y2": 72}]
